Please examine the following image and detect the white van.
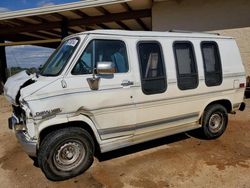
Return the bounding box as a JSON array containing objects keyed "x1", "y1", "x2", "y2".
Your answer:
[{"x1": 4, "y1": 30, "x2": 246, "y2": 180}]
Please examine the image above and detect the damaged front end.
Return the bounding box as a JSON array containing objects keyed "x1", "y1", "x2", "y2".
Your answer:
[
  {"x1": 8, "y1": 105, "x2": 27, "y2": 130},
  {"x1": 8, "y1": 111, "x2": 37, "y2": 157},
  {"x1": 4, "y1": 70, "x2": 36, "y2": 106},
  {"x1": 4, "y1": 70, "x2": 36, "y2": 130},
  {"x1": 4, "y1": 70, "x2": 37, "y2": 156}
]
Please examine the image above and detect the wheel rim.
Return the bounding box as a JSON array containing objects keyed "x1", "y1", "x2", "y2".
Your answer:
[
  {"x1": 53, "y1": 140, "x2": 85, "y2": 171},
  {"x1": 208, "y1": 112, "x2": 224, "y2": 133}
]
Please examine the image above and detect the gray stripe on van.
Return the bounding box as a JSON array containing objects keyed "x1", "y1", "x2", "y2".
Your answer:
[
  {"x1": 167, "y1": 73, "x2": 245, "y2": 85},
  {"x1": 233, "y1": 103, "x2": 241, "y2": 108},
  {"x1": 68, "y1": 88, "x2": 237, "y2": 113},
  {"x1": 98, "y1": 112, "x2": 199, "y2": 135},
  {"x1": 223, "y1": 72, "x2": 245, "y2": 78},
  {"x1": 37, "y1": 88, "x2": 240, "y2": 119}
]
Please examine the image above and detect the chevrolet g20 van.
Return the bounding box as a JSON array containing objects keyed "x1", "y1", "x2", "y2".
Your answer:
[{"x1": 4, "y1": 30, "x2": 246, "y2": 180}]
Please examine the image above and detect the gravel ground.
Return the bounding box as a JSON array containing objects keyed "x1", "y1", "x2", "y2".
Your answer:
[{"x1": 0, "y1": 95, "x2": 249, "y2": 188}]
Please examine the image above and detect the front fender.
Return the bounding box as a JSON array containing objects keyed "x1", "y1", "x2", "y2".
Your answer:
[
  {"x1": 37, "y1": 114, "x2": 101, "y2": 144},
  {"x1": 67, "y1": 115, "x2": 101, "y2": 143}
]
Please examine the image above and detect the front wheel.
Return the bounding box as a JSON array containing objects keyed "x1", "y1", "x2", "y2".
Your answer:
[
  {"x1": 38, "y1": 127, "x2": 94, "y2": 181},
  {"x1": 201, "y1": 104, "x2": 228, "y2": 139}
]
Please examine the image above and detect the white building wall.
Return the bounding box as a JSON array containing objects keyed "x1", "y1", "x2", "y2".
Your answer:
[{"x1": 152, "y1": 0, "x2": 250, "y2": 75}]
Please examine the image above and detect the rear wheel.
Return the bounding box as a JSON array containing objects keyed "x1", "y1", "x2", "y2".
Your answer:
[
  {"x1": 38, "y1": 127, "x2": 94, "y2": 181},
  {"x1": 201, "y1": 104, "x2": 228, "y2": 139}
]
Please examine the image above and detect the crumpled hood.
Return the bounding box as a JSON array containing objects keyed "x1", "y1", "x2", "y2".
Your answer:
[{"x1": 4, "y1": 71, "x2": 36, "y2": 106}]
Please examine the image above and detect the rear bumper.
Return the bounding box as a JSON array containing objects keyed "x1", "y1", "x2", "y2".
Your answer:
[
  {"x1": 8, "y1": 116, "x2": 37, "y2": 157},
  {"x1": 245, "y1": 87, "x2": 250, "y2": 98}
]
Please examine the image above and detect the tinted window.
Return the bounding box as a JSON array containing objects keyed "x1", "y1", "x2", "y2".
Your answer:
[
  {"x1": 72, "y1": 40, "x2": 128, "y2": 75},
  {"x1": 173, "y1": 42, "x2": 198, "y2": 90},
  {"x1": 201, "y1": 42, "x2": 222, "y2": 86},
  {"x1": 137, "y1": 42, "x2": 167, "y2": 95}
]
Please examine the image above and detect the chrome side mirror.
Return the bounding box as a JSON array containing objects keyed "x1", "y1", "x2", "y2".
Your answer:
[
  {"x1": 96, "y1": 61, "x2": 116, "y2": 75},
  {"x1": 87, "y1": 61, "x2": 115, "y2": 90},
  {"x1": 87, "y1": 77, "x2": 100, "y2": 91}
]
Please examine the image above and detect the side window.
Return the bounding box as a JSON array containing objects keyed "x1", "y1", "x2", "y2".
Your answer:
[
  {"x1": 72, "y1": 41, "x2": 93, "y2": 75},
  {"x1": 72, "y1": 39, "x2": 129, "y2": 75},
  {"x1": 173, "y1": 42, "x2": 198, "y2": 90},
  {"x1": 137, "y1": 41, "x2": 167, "y2": 95},
  {"x1": 201, "y1": 42, "x2": 222, "y2": 86}
]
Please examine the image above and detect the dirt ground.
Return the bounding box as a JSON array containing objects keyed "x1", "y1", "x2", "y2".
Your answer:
[{"x1": 0, "y1": 95, "x2": 249, "y2": 188}]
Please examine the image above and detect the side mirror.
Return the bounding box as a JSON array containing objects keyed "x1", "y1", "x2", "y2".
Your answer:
[
  {"x1": 87, "y1": 61, "x2": 115, "y2": 91},
  {"x1": 96, "y1": 61, "x2": 116, "y2": 75}
]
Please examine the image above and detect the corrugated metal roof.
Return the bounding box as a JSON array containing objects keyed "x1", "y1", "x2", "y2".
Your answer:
[
  {"x1": 0, "y1": 0, "x2": 152, "y2": 48},
  {"x1": 0, "y1": 0, "x2": 130, "y2": 20}
]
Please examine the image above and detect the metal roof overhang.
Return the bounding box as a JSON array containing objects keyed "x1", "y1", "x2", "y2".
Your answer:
[{"x1": 0, "y1": 0, "x2": 152, "y2": 48}]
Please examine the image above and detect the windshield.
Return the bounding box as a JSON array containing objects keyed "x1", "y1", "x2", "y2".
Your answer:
[{"x1": 40, "y1": 38, "x2": 79, "y2": 76}]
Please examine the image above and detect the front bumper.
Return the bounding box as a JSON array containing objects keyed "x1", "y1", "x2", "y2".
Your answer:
[{"x1": 8, "y1": 116, "x2": 37, "y2": 157}]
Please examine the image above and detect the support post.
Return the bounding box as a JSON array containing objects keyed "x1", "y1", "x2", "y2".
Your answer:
[
  {"x1": 0, "y1": 39, "x2": 7, "y2": 94},
  {"x1": 61, "y1": 19, "x2": 69, "y2": 39}
]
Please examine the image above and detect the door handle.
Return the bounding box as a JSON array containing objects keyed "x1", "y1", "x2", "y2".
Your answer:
[{"x1": 121, "y1": 80, "x2": 134, "y2": 87}]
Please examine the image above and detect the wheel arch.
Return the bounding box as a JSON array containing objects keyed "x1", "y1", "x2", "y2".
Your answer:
[
  {"x1": 199, "y1": 99, "x2": 232, "y2": 123},
  {"x1": 38, "y1": 115, "x2": 101, "y2": 154}
]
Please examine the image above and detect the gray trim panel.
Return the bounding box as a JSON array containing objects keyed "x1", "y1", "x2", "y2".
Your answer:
[
  {"x1": 88, "y1": 88, "x2": 236, "y2": 112},
  {"x1": 223, "y1": 72, "x2": 245, "y2": 78},
  {"x1": 38, "y1": 87, "x2": 240, "y2": 117},
  {"x1": 233, "y1": 103, "x2": 241, "y2": 108},
  {"x1": 98, "y1": 112, "x2": 199, "y2": 135}
]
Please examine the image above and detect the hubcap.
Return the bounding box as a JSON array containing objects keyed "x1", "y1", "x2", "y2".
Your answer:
[
  {"x1": 53, "y1": 141, "x2": 85, "y2": 171},
  {"x1": 208, "y1": 113, "x2": 224, "y2": 133}
]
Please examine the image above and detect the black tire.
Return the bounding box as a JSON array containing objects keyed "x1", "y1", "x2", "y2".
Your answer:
[
  {"x1": 38, "y1": 127, "x2": 94, "y2": 181},
  {"x1": 201, "y1": 104, "x2": 228, "y2": 139},
  {"x1": 29, "y1": 156, "x2": 39, "y2": 167}
]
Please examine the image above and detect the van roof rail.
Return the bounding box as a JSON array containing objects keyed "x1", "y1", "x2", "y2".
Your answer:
[{"x1": 168, "y1": 29, "x2": 220, "y2": 36}]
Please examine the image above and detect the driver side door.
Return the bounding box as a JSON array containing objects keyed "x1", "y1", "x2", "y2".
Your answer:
[{"x1": 64, "y1": 37, "x2": 136, "y2": 140}]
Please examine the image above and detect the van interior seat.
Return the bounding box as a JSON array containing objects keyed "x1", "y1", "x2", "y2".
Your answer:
[{"x1": 145, "y1": 53, "x2": 159, "y2": 78}]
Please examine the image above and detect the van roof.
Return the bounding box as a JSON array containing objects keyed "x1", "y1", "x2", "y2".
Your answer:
[{"x1": 73, "y1": 29, "x2": 233, "y2": 39}]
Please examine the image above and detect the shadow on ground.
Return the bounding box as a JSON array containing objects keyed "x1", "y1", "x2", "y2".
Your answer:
[{"x1": 96, "y1": 131, "x2": 196, "y2": 162}]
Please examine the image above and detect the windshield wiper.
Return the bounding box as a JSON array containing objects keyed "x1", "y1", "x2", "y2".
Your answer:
[{"x1": 36, "y1": 71, "x2": 40, "y2": 78}]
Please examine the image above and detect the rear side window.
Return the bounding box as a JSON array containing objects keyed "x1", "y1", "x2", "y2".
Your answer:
[
  {"x1": 173, "y1": 42, "x2": 198, "y2": 90},
  {"x1": 137, "y1": 42, "x2": 167, "y2": 95},
  {"x1": 201, "y1": 42, "x2": 222, "y2": 86}
]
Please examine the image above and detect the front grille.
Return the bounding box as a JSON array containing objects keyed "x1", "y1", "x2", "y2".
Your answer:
[
  {"x1": 12, "y1": 105, "x2": 26, "y2": 124},
  {"x1": 13, "y1": 105, "x2": 22, "y2": 116}
]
